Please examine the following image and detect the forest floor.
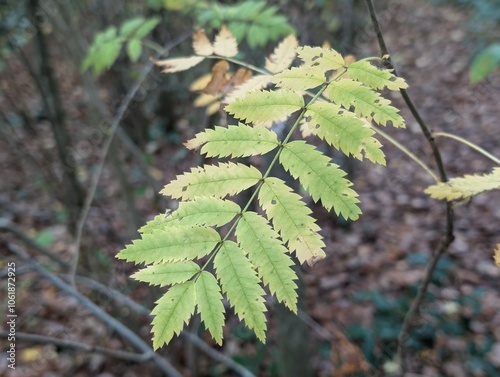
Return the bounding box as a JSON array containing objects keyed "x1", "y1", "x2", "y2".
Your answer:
[{"x1": 1, "y1": 1, "x2": 500, "y2": 377}]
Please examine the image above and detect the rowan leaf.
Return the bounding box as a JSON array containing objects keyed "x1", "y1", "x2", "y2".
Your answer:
[
  {"x1": 280, "y1": 141, "x2": 361, "y2": 220},
  {"x1": 138, "y1": 213, "x2": 171, "y2": 234},
  {"x1": 273, "y1": 66, "x2": 326, "y2": 91},
  {"x1": 213, "y1": 26, "x2": 238, "y2": 57},
  {"x1": 161, "y1": 162, "x2": 261, "y2": 200},
  {"x1": 151, "y1": 281, "x2": 196, "y2": 349},
  {"x1": 154, "y1": 56, "x2": 205, "y2": 73},
  {"x1": 193, "y1": 29, "x2": 214, "y2": 56},
  {"x1": 258, "y1": 177, "x2": 325, "y2": 264},
  {"x1": 117, "y1": 226, "x2": 220, "y2": 264},
  {"x1": 224, "y1": 74, "x2": 272, "y2": 104},
  {"x1": 297, "y1": 46, "x2": 345, "y2": 70},
  {"x1": 214, "y1": 241, "x2": 267, "y2": 342},
  {"x1": 132, "y1": 261, "x2": 200, "y2": 287},
  {"x1": 424, "y1": 168, "x2": 500, "y2": 201},
  {"x1": 305, "y1": 102, "x2": 385, "y2": 164},
  {"x1": 185, "y1": 123, "x2": 279, "y2": 158},
  {"x1": 494, "y1": 244, "x2": 500, "y2": 267},
  {"x1": 225, "y1": 90, "x2": 304, "y2": 124},
  {"x1": 347, "y1": 59, "x2": 408, "y2": 91},
  {"x1": 325, "y1": 79, "x2": 405, "y2": 128},
  {"x1": 196, "y1": 271, "x2": 225, "y2": 345},
  {"x1": 236, "y1": 212, "x2": 298, "y2": 311},
  {"x1": 265, "y1": 35, "x2": 298, "y2": 74},
  {"x1": 169, "y1": 197, "x2": 240, "y2": 227}
]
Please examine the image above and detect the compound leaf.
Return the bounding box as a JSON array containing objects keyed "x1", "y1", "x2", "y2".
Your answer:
[
  {"x1": 117, "y1": 226, "x2": 220, "y2": 264},
  {"x1": 236, "y1": 212, "x2": 298, "y2": 311},
  {"x1": 132, "y1": 261, "x2": 200, "y2": 287},
  {"x1": 151, "y1": 281, "x2": 196, "y2": 349},
  {"x1": 214, "y1": 241, "x2": 267, "y2": 342},
  {"x1": 347, "y1": 59, "x2": 408, "y2": 91},
  {"x1": 196, "y1": 271, "x2": 225, "y2": 345},
  {"x1": 305, "y1": 102, "x2": 385, "y2": 164},
  {"x1": 325, "y1": 79, "x2": 405, "y2": 128},
  {"x1": 258, "y1": 177, "x2": 325, "y2": 264},
  {"x1": 280, "y1": 141, "x2": 361, "y2": 220},
  {"x1": 161, "y1": 162, "x2": 261, "y2": 200},
  {"x1": 225, "y1": 90, "x2": 304, "y2": 124},
  {"x1": 185, "y1": 123, "x2": 279, "y2": 158}
]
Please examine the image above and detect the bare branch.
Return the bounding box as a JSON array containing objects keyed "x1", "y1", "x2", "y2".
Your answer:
[
  {"x1": 0, "y1": 331, "x2": 151, "y2": 362},
  {"x1": 6, "y1": 242, "x2": 183, "y2": 377}
]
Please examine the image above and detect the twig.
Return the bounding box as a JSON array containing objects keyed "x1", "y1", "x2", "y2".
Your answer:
[
  {"x1": 70, "y1": 31, "x2": 192, "y2": 287},
  {"x1": 0, "y1": 331, "x2": 151, "y2": 362},
  {"x1": 0, "y1": 218, "x2": 70, "y2": 269},
  {"x1": 433, "y1": 131, "x2": 500, "y2": 165},
  {"x1": 363, "y1": 0, "x2": 455, "y2": 373},
  {"x1": 6, "y1": 242, "x2": 183, "y2": 377}
]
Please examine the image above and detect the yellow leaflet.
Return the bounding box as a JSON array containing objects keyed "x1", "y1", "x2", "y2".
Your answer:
[
  {"x1": 154, "y1": 56, "x2": 205, "y2": 73},
  {"x1": 192, "y1": 30, "x2": 214, "y2": 56},
  {"x1": 265, "y1": 35, "x2": 298, "y2": 74},
  {"x1": 213, "y1": 26, "x2": 238, "y2": 57}
]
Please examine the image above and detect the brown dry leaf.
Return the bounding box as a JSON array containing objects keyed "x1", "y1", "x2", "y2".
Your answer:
[
  {"x1": 265, "y1": 35, "x2": 298, "y2": 74},
  {"x1": 193, "y1": 30, "x2": 214, "y2": 56},
  {"x1": 344, "y1": 54, "x2": 357, "y2": 66},
  {"x1": 229, "y1": 68, "x2": 252, "y2": 87},
  {"x1": 213, "y1": 26, "x2": 238, "y2": 57},
  {"x1": 328, "y1": 324, "x2": 370, "y2": 377},
  {"x1": 204, "y1": 60, "x2": 230, "y2": 95},
  {"x1": 154, "y1": 56, "x2": 205, "y2": 73}
]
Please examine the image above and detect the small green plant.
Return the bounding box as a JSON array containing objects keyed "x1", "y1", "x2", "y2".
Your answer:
[
  {"x1": 82, "y1": 16, "x2": 161, "y2": 75},
  {"x1": 117, "y1": 28, "x2": 408, "y2": 349}
]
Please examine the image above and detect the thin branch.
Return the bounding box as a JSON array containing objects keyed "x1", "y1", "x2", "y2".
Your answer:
[
  {"x1": 433, "y1": 131, "x2": 500, "y2": 165},
  {"x1": 370, "y1": 125, "x2": 440, "y2": 183},
  {"x1": 0, "y1": 218, "x2": 70, "y2": 269},
  {"x1": 6, "y1": 242, "x2": 183, "y2": 377},
  {"x1": 0, "y1": 331, "x2": 151, "y2": 362},
  {"x1": 363, "y1": 0, "x2": 455, "y2": 373},
  {"x1": 70, "y1": 31, "x2": 192, "y2": 287}
]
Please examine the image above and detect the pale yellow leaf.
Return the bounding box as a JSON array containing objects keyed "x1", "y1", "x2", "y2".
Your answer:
[
  {"x1": 154, "y1": 56, "x2": 205, "y2": 73},
  {"x1": 193, "y1": 30, "x2": 214, "y2": 56},
  {"x1": 213, "y1": 26, "x2": 238, "y2": 57},
  {"x1": 193, "y1": 93, "x2": 219, "y2": 108},
  {"x1": 494, "y1": 244, "x2": 500, "y2": 267},
  {"x1": 190, "y1": 74, "x2": 212, "y2": 92},
  {"x1": 224, "y1": 74, "x2": 272, "y2": 104},
  {"x1": 265, "y1": 35, "x2": 298, "y2": 74}
]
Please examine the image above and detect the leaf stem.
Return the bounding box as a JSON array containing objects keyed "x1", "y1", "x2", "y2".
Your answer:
[
  {"x1": 370, "y1": 125, "x2": 440, "y2": 183},
  {"x1": 433, "y1": 131, "x2": 500, "y2": 165}
]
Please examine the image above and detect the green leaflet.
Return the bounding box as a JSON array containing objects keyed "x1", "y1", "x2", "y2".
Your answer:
[
  {"x1": 214, "y1": 241, "x2": 267, "y2": 342},
  {"x1": 236, "y1": 212, "x2": 298, "y2": 311},
  {"x1": 185, "y1": 123, "x2": 280, "y2": 158},
  {"x1": 296, "y1": 46, "x2": 345, "y2": 70},
  {"x1": 151, "y1": 281, "x2": 196, "y2": 349},
  {"x1": 279, "y1": 141, "x2": 361, "y2": 220},
  {"x1": 132, "y1": 261, "x2": 200, "y2": 287},
  {"x1": 225, "y1": 90, "x2": 304, "y2": 125},
  {"x1": 325, "y1": 79, "x2": 405, "y2": 128},
  {"x1": 347, "y1": 59, "x2": 408, "y2": 91},
  {"x1": 196, "y1": 271, "x2": 225, "y2": 345},
  {"x1": 305, "y1": 102, "x2": 386, "y2": 165},
  {"x1": 161, "y1": 162, "x2": 261, "y2": 200},
  {"x1": 170, "y1": 197, "x2": 241, "y2": 227},
  {"x1": 117, "y1": 226, "x2": 220, "y2": 264},
  {"x1": 272, "y1": 66, "x2": 326, "y2": 91},
  {"x1": 258, "y1": 177, "x2": 325, "y2": 264},
  {"x1": 139, "y1": 213, "x2": 171, "y2": 234}
]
